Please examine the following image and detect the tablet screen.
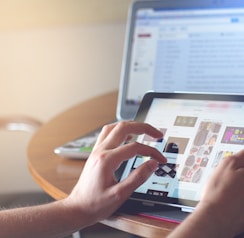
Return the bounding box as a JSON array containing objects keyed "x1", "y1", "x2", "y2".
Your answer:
[{"x1": 119, "y1": 92, "x2": 244, "y2": 210}]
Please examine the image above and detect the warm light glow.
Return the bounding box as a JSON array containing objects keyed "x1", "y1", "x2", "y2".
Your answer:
[{"x1": 0, "y1": 0, "x2": 132, "y2": 30}]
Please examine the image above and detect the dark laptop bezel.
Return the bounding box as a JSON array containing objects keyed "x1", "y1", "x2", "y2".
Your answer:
[{"x1": 116, "y1": 0, "x2": 244, "y2": 121}]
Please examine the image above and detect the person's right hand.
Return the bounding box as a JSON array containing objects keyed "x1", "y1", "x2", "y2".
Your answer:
[
  {"x1": 199, "y1": 150, "x2": 244, "y2": 237},
  {"x1": 66, "y1": 121, "x2": 166, "y2": 228}
]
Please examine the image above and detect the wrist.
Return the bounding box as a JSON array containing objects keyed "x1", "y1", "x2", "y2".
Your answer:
[
  {"x1": 61, "y1": 196, "x2": 95, "y2": 230},
  {"x1": 168, "y1": 202, "x2": 235, "y2": 238},
  {"x1": 194, "y1": 202, "x2": 234, "y2": 238}
]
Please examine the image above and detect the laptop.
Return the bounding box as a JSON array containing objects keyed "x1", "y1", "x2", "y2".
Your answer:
[
  {"x1": 55, "y1": 0, "x2": 244, "y2": 159},
  {"x1": 116, "y1": 91, "x2": 244, "y2": 222}
]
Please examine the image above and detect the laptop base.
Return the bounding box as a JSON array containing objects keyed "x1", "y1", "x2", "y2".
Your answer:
[{"x1": 117, "y1": 200, "x2": 189, "y2": 224}]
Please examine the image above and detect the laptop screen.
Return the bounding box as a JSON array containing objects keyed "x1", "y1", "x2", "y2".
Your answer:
[{"x1": 117, "y1": 0, "x2": 244, "y2": 121}]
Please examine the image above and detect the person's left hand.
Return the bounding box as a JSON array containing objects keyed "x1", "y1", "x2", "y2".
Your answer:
[
  {"x1": 66, "y1": 121, "x2": 166, "y2": 226},
  {"x1": 198, "y1": 149, "x2": 244, "y2": 237}
]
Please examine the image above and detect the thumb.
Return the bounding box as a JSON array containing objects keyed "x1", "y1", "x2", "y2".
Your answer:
[{"x1": 117, "y1": 159, "x2": 158, "y2": 200}]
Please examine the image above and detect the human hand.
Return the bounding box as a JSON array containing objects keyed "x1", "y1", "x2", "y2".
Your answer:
[
  {"x1": 66, "y1": 121, "x2": 166, "y2": 227},
  {"x1": 198, "y1": 150, "x2": 244, "y2": 237}
]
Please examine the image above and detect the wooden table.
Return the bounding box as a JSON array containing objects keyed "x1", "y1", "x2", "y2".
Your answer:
[{"x1": 27, "y1": 91, "x2": 177, "y2": 238}]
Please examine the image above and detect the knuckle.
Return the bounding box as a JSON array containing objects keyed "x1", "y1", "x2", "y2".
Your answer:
[
  {"x1": 223, "y1": 154, "x2": 239, "y2": 169},
  {"x1": 101, "y1": 124, "x2": 112, "y2": 134},
  {"x1": 111, "y1": 186, "x2": 126, "y2": 202},
  {"x1": 92, "y1": 150, "x2": 108, "y2": 164},
  {"x1": 116, "y1": 121, "x2": 130, "y2": 130},
  {"x1": 130, "y1": 141, "x2": 140, "y2": 147},
  {"x1": 129, "y1": 141, "x2": 152, "y2": 151},
  {"x1": 128, "y1": 141, "x2": 141, "y2": 151},
  {"x1": 98, "y1": 151, "x2": 108, "y2": 160},
  {"x1": 132, "y1": 167, "x2": 150, "y2": 186}
]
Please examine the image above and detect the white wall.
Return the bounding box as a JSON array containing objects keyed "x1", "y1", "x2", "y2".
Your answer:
[
  {"x1": 0, "y1": 23, "x2": 125, "y2": 121},
  {"x1": 0, "y1": 22, "x2": 126, "y2": 193}
]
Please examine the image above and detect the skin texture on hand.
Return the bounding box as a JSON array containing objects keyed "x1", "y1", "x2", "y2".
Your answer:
[
  {"x1": 66, "y1": 121, "x2": 167, "y2": 226},
  {"x1": 167, "y1": 149, "x2": 244, "y2": 238},
  {"x1": 199, "y1": 150, "x2": 244, "y2": 236},
  {"x1": 0, "y1": 121, "x2": 166, "y2": 238},
  {"x1": 1, "y1": 121, "x2": 243, "y2": 238}
]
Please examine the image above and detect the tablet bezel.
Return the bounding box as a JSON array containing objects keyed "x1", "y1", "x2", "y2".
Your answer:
[{"x1": 117, "y1": 92, "x2": 244, "y2": 212}]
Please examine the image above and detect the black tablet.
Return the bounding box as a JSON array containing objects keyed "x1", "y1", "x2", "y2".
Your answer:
[{"x1": 118, "y1": 92, "x2": 244, "y2": 213}]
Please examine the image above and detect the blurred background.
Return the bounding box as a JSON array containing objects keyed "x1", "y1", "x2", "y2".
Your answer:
[{"x1": 0, "y1": 0, "x2": 133, "y2": 194}]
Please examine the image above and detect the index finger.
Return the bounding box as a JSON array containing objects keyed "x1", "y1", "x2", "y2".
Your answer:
[
  {"x1": 104, "y1": 141, "x2": 167, "y2": 171},
  {"x1": 93, "y1": 122, "x2": 118, "y2": 149},
  {"x1": 100, "y1": 121, "x2": 163, "y2": 149},
  {"x1": 225, "y1": 149, "x2": 244, "y2": 169},
  {"x1": 110, "y1": 159, "x2": 160, "y2": 202}
]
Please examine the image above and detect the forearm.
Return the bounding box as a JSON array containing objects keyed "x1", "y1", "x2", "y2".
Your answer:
[
  {"x1": 167, "y1": 205, "x2": 233, "y2": 238},
  {"x1": 0, "y1": 199, "x2": 88, "y2": 238}
]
